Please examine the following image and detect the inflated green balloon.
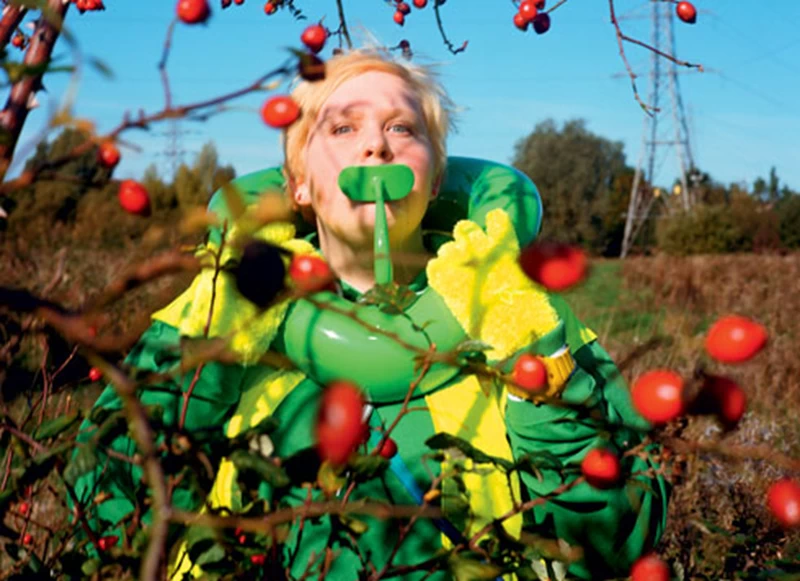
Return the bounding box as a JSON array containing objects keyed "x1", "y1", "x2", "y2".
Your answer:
[
  {"x1": 206, "y1": 157, "x2": 545, "y2": 401},
  {"x1": 338, "y1": 164, "x2": 415, "y2": 285}
]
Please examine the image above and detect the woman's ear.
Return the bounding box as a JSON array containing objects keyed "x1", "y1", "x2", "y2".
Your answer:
[{"x1": 293, "y1": 180, "x2": 312, "y2": 207}]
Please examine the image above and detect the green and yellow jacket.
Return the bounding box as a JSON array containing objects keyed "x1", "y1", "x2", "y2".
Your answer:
[{"x1": 72, "y1": 157, "x2": 669, "y2": 580}]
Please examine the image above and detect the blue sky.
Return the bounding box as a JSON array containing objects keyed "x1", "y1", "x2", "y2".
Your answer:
[{"x1": 9, "y1": 0, "x2": 800, "y2": 192}]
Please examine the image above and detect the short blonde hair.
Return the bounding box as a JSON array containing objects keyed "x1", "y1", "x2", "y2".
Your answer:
[{"x1": 283, "y1": 48, "x2": 455, "y2": 191}]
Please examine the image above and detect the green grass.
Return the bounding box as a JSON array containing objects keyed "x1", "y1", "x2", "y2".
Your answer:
[{"x1": 562, "y1": 259, "x2": 664, "y2": 346}]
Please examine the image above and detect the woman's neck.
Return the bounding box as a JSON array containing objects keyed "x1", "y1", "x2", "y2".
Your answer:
[{"x1": 317, "y1": 228, "x2": 431, "y2": 294}]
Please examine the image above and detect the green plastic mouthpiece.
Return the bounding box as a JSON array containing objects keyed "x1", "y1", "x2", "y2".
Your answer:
[{"x1": 337, "y1": 164, "x2": 415, "y2": 286}]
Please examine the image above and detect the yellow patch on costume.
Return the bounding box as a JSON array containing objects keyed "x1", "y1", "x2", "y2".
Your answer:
[
  {"x1": 425, "y1": 375, "x2": 522, "y2": 546},
  {"x1": 427, "y1": 208, "x2": 560, "y2": 361},
  {"x1": 153, "y1": 221, "x2": 316, "y2": 364}
]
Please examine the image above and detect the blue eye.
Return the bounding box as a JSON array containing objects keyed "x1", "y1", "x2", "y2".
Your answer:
[
  {"x1": 332, "y1": 125, "x2": 353, "y2": 135},
  {"x1": 389, "y1": 124, "x2": 411, "y2": 134}
]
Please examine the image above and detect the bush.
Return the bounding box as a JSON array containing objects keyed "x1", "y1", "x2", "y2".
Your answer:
[
  {"x1": 655, "y1": 199, "x2": 780, "y2": 255},
  {"x1": 777, "y1": 194, "x2": 800, "y2": 249}
]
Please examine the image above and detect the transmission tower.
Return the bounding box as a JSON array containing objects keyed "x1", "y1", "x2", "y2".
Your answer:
[
  {"x1": 154, "y1": 118, "x2": 197, "y2": 180},
  {"x1": 620, "y1": 0, "x2": 697, "y2": 258}
]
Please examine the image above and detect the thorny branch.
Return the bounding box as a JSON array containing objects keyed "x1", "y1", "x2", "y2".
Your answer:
[{"x1": 607, "y1": 0, "x2": 703, "y2": 114}]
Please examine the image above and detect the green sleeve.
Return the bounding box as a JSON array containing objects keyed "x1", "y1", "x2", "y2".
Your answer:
[
  {"x1": 70, "y1": 320, "x2": 247, "y2": 541},
  {"x1": 506, "y1": 296, "x2": 670, "y2": 579}
]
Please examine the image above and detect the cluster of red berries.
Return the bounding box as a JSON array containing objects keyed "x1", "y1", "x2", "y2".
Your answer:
[
  {"x1": 513, "y1": 0, "x2": 550, "y2": 35},
  {"x1": 70, "y1": 0, "x2": 106, "y2": 13},
  {"x1": 391, "y1": 0, "x2": 428, "y2": 27},
  {"x1": 631, "y1": 315, "x2": 767, "y2": 428},
  {"x1": 220, "y1": 0, "x2": 246, "y2": 8}
]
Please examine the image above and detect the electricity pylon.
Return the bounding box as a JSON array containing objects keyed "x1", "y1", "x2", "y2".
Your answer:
[{"x1": 620, "y1": 0, "x2": 697, "y2": 258}]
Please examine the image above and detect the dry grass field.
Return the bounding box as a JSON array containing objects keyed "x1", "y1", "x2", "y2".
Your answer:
[{"x1": 2, "y1": 242, "x2": 799, "y2": 579}]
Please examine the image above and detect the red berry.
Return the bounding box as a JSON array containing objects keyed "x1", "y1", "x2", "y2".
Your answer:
[
  {"x1": 513, "y1": 12, "x2": 528, "y2": 31},
  {"x1": 631, "y1": 369, "x2": 685, "y2": 425},
  {"x1": 767, "y1": 478, "x2": 800, "y2": 528},
  {"x1": 413, "y1": 0, "x2": 427, "y2": 7},
  {"x1": 512, "y1": 354, "x2": 548, "y2": 393},
  {"x1": 676, "y1": 1, "x2": 697, "y2": 24},
  {"x1": 261, "y1": 95, "x2": 301, "y2": 129},
  {"x1": 532, "y1": 12, "x2": 551, "y2": 34},
  {"x1": 316, "y1": 381, "x2": 367, "y2": 465},
  {"x1": 238, "y1": 534, "x2": 247, "y2": 544},
  {"x1": 263, "y1": 1, "x2": 276, "y2": 14},
  {"x1": 176, "y1": 0, "x2": 210, "y2": 24},
  {"x1": 630, "y1": 554, "x2": 670, "y2": 581},
  {"x1": 518, "y1": 0, "x2": 538, "y2": 24},
  {"x1": 22, "y1": 533, "x2": 33, "y2": 545},
  {"x1": 88, "y1": 367, "x2": 103, "y2": 382},
  {"x1": 301, "y1": 24, "x2": 327, "y2": 54},
  {"x1": 705, "y1": 315, "x2": 767, "y2": 364},
  {"x1": 97, "y1": 141, "x2": 120, "y2": 169},
  {"x1": 376, "y1": 437, "x2": 398, "y2": 460},
  {"x1": 581, "y1": 447, "x2": 621, "y2": 489},
  {"x1": 396, "y1": 2, "x2": 411, "y2": 15},
  {"x1": 519, "y1": 242, "x2": 588, "y2": 291},
  {"x1": 97, "y1": 535, "x2": 118, "y2": 551},
  {"x1": 393, "y1": 11, "x2": 405, "y2": 26},
  {"x1": 693, "y1": 375, "x2": 746, "y2": 428},
  {"x1": 234, "y1": 0, "x2": 244, "y2": 4},
  {"x1": 289, "y1": 254, "x2": 336, "y2": 293},
  {"x1": 18, "y1": 502, "x2": 30, "y2": 516},
  {"x1": 11, "y1": 34, "x2": 24, "y2": 48},
  {"x1": 251, "y1": 553, "x2": 267, "y2": 566},
  {"x1": 117, "y1": 180, "x2": 151, "y2": 217}
]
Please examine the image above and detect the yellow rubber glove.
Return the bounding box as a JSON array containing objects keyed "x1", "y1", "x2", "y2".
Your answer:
[{"x1": 427, "y1": 208, "x2": 562, "y2": 362}]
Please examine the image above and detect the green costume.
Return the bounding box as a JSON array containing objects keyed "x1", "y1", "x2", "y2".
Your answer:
[{"x1": 71, "y1": 157, "x2": 669, "y2": 580}]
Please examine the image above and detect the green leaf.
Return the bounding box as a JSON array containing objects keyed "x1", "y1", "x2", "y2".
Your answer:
[
  {"x1": 455, "y1": 339, "x2": 494, "y2": 353},
  {"x1": 0, "y1": 489, "x2": 16, "y2": 514},
  {"x1": 512, "y1": 451, "x2": 564, "y2": 481},
  {"x1": 33, "y1": 411, "x2": 79, "y2": 440},
  {"x1": 229, "y1": 450, "x2": 290, "y2": 488},
  {"x1": 448, "y1": 554, "x2": 503, "y2": 580},
  {"x1": 425, "y1": 433, "x2": 513, "y2": 470},
  {"x1": 359, "y1": 282, "x2": 417, "y2": 312},
  {"x1": 4, "y1": 542, "x2": 20, "y2": 560},
  {"x1": 347, "y1": 454, "x2": 389, "y2": 481},
  {"x1": 81, "y1": 558, "x2": 100, "y2": 577},
  {"x1": 317, "y1": 461, "x2": 346, "y2": 496},
  {"x1": 63, "y1": 443, "x2": 99, "y2": 487},
  {"x1": 339, "y1": 514, "x2": 369, "y2": 536},
  {"x1": 92, "y1": 410, "x2": 128, "y2": 445}
]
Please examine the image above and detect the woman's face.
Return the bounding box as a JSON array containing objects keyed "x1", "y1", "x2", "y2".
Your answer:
[{"x1": 294, "y1": 71, "x2": 436, "y2": 250}]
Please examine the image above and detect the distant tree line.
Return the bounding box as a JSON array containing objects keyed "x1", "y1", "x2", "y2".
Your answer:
[
  {"x1": 2, "y1": 122, "x2": 799, "y2": 257},
  {"x1": 511, "y1": 118, "x2": 800, "y2": 256},
  {"x1": 0, "y1": 129, "x2": 236, "y2": 248}
]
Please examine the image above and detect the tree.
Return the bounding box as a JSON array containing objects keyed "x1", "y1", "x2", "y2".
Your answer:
[{"x1": 511, "y1": 118, "x2": 631, "y2": 253}]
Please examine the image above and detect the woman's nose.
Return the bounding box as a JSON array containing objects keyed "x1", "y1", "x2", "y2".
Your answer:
[{"x1": 362, "y1": 128, "x2": 393, "y2": 162}]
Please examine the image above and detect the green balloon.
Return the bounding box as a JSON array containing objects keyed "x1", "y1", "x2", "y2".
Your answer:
[{"x1": 207, "y1": 157, "x2": 544, "y2": 400}]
